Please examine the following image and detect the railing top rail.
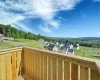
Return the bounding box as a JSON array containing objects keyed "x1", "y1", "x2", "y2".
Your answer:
[
  {"x1": 0, "y1": 47, "x2": 22, "y2": 52},
  {"x1": 0, "y1": 47, "x2": 23, "y2": 55},
  {"x1": 24, "y1": 47, "x2": 100, "y2": 70}
]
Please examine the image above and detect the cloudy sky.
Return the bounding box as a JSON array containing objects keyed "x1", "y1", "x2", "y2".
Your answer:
[{"x1": 0, "y1": 0, "x2": 100, "y2": 37}]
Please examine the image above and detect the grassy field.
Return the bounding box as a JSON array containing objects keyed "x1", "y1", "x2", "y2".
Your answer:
[
  {"x1": 13, "y1": 38, "x2": 46, "y2": 50},
  {"x1": 0, "y1": 38, "x2": 46, "y2": 50},
  {"x1": 0, "y1": 42, "x2": 15, "y2": 48},
  {"x1": 75, "y1": 46, "x2": 100, "y2": 60}
]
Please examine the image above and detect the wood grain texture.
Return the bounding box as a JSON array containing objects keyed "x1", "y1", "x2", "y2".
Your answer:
[
  {"x1": 6, "y1": 53, "x2": 12, "y2": 80},
  {"x1": 12, "y1": 52, "x2": 17, "y2": 80},
  {"x1": 16, "y1": 51, "x2": 21, "y2": 76},
  {"x1": 40, "y1": 54, "x2": 43, "y2": 80},
  {"x1": 80, "y1": 66, "x2": 88, "y2": 80},
  {"x1": 64, "y1": 60, "x2": 70, "y2": 80},
  {"x1": 0, "y1": 55, "x2": 6, "y2": 80},
  {"x1": 58, "y1": 59, "x2": 63, "y2": 80},
  {"x1": 43, "y1": 55, "x2": 47, "y2": 80},
  {"x1": 52, "y1": 58, "x2": 57, "y2": 80},
  {"x1": 48, "y1": 56, "x2": 51, "y2": 80},
  {"x1": 91, "y1": 69, "x2": 100, "y2": 80},
  {"x1": 71, "y1": 63, "x2": 78, "y2": 80}
]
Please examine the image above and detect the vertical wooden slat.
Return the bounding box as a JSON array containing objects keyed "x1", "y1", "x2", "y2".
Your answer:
[
  {"x1": 7, "y1": 53, "x2": 12, "y2": 80},
  {"x1": 34, "y1": 51, "x2": 40, "y2": 80},
  {"x1": 27, "y1": 50, "x2": 30, "y2": 77},
  {"x1": 52, "y1": 58, "x2": 57, "y2": 80},
  {"x1": 58, "y1": 58, "x2": 63, "y2": 80},
  {"x1": 16, "y1": 51, "x2": 21, "y2": 76},
  {"x1": 80, "y1": 66, "x2": 88, "y2": 80},
  {"x1": 48, "y1": 56, "x2": 51, "y2": 80},
  {"x1": 71, "y1": 63, "x2": 78, "y2": 80},
  {"x1": 40, "y1": 53, "x2": 43, "y2": 80},
  {"x1": 21, "y1": 49, "x2": 24, "y2": 75},
  {"x1": 28, "y1": 50, "x2": 31, "y2": 78},
  {"x1": 12, "y1": 52, "x2": 17, "y2": 80},
  {"x1": 43, "y1": 55, "x2": 47, "y2": 80},
  {"x1": 91, "y1": 69, "x2": 100, "y2": 80},
  {"x1": 64, "y1": 60, "x2": 70, "y2": 80},
  {"x1": 0, "y1": 55, "x2": 6, "y2": 80},
  {"x1": 30, "y1": 50, "x2": 33, "y2": 79},
  {"x1": 31, "y1": 50, "x2": 34, "y2": 80},
  {"x1": 24, "y1": 50, "x2": 27, "y2": 75},
  {"x1": 36, "y1": 52, "x2": 41, "y2": 80},
  {"x1": 34, "y1": 51, "x2": 37, "y2": 80},
  {"x1": 24, "y1": 50, "x2": 28, "y2": 75}
]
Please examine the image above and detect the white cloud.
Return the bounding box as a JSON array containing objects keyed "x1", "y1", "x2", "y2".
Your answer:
[
  {"x1": 49, "y1": 20, "x2": 60, "y2": 29},
  {"x1": 14, "y1": 23, "x2": 38, "y2": 34},
  {"x1": 0, "y1": 11, "x2": 25, "y2": 25},
  {"x1": 0, "y1": 0, "x2": 81, "y2": 33}
]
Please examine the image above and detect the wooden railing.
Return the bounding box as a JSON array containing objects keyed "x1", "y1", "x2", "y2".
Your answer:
[
  {"x1": 0, "y1": 47, "x2": 22, "y2": 80},
  {"x1": 0, "y1": 47, "x2": 100, "y2": 80},
  {"x1": 22, "y1": 47, "x2": 100, "y2": 80}
]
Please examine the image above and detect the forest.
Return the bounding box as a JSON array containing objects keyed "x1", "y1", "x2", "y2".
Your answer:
[{"x1": 0, "y1": 24, "x2": 54, "y2": 42}]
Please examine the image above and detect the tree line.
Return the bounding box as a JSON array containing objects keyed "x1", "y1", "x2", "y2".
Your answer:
[{"x1": 0, "y1": 24, "x2": 53, "y2": 41}]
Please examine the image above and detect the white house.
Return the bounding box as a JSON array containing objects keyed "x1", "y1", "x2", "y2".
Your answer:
[
  {"x1": 62, "y1": 48, "x2": 74, "y2": 55},
  {"x1": 38, "y1": 39, "x2": 44, "y2": 42},
  {"x1": 0, "y1": 34, "x2": 3, "y2": 41},
  {"x1": 74, "y1": 43, "x2": 79, "y2": 50},
  {"x1": 47, "y1": 44, "x2": 58, "y2": 51},
  {"x1": 58, "y1": 43, "x2": 64, "y2": 47},
  {"x1": 46, "y1": 43, "x2": 50, "y2": 48},
  {"x1": 56, "y1": 42, "x2": 59, "y2": 46},
  {"x1": 64, "y1": 43, "x2": 73, "y2": 49}
]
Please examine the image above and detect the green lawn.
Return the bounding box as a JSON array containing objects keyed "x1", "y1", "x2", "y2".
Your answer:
[
  {"x1": 12, "y1": 38, "x2": 46, "y2": 50},
  {"x1": 0, "y1": 42, "x2": 15, "y2": 48},
  {"x1": 75, "y1": 46, "x2": 100, "y2": 60},
  {"x1": 12, "y1": 38, "x2": 36, "y2": 42}
]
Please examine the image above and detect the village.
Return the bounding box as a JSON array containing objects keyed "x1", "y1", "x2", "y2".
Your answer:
[{"x1": 44, "y1": 41, "x2": 79, "y2": 55}]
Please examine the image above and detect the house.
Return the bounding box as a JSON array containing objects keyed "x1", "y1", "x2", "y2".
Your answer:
[
  {"x1": 47, "y1": 44, "x2": 58, "y2": 51},
  {"x1": 64, "y1": 43, "x2": 73, "y2": 49},
  {"x1": 62, "y1": 48, "x2": 74, "y2": 55},
  {"x1": 58, "y1": 43, "x2": 64, "y2": 47},
  {"x1": 0, "y1": 34, "x2": 3, "y2": 41},
  {"x1": 38, "y1": 39, "x2": 44, "y2": 42},
  {"x1": 73, "y1": 43, "x2": 79, "y2": 49},
  {"x1": 0, "y1": 34, "x2": 3, "y2": 39},
  {"x1": 68, "y1": 49, "x2": 74, "y2": 55},
  {"x1": 56, "y1": 42, "x2": 59, "y2": 46},
  {"x1": 45, "y1": 43, "x2": 50, "y2": 48}
]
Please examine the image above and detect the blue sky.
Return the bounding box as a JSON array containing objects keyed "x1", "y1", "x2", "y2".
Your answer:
[{"x1": 0, "y1": 0, "x2": 100, "y2": 37}]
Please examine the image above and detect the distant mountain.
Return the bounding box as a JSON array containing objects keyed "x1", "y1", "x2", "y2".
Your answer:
[{"x1": 49, "y1": 37, "x2": 100, "y2": 41}]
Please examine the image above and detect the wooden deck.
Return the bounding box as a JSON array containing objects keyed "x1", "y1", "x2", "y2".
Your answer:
[{"x1": 0, "y1": 47, "x2": 100, "y2": 80}]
